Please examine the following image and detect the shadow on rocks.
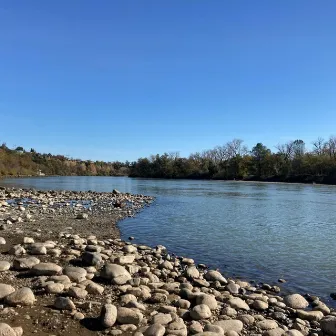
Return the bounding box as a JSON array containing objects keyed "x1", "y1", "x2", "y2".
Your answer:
[
  {"x1": 80, "y1": 317, "x2": 105, "y2": 331},
  {"x1": 15, "y1": 272, "x2": 33, "y2": 279}
]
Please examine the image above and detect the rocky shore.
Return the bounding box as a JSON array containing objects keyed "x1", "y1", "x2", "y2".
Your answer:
[{"x1": 0, "y1": 187, "x2": 335, "y2": 336}]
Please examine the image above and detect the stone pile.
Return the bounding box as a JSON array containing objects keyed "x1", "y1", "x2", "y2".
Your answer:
[{"x1": 0, "y1": 232, "x2": 334, "y2": 336}]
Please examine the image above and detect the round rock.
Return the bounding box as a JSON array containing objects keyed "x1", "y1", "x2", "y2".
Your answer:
[
  {"x1": 190, "y1": 304, "x2": 212, "y2": 320},
  {"x1": 284, "y1": 294, "x2": 309, "y2": 309},
  {"x1": 0, "y1": 284, "x2": 15, "y2": 300},
  {"x1": 196, "y1": 294, "x2": 218, "y2": 310},
  {"x1": 214, "y1": 320, "x2": 244, "y2": 333},
  {"x1": 256, "y1": 319, "x2": 278, "y2": 330},
  {"x1": 0, "y1": 323, "x2": 16, "y2": 336},
  {"x1": 100, "y1": 303, "x2": 117, "y2": 328},
  {"x1": 0, "y1": 261, "x2": 11, "y2": 272},
  {"x1": 101, "y1": 264, "x2": 131, "y2": 285},
  {"x1": 5, "y1": 287, "x2": 36, "y2": 306},
  {"x1": 144, "y1": 324, "x2": 165, "y2": 336}
]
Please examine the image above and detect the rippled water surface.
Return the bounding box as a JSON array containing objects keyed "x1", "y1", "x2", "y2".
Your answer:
[{"x1": 1, "y1": 176, "x2": 336, "y2": 306}]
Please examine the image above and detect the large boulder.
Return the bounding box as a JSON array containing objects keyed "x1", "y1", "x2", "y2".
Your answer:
[{"x1": 100, "y1": 264, "x2": 131, "y2": 285}]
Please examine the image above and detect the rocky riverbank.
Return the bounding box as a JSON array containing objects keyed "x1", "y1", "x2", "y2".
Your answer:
[{"x1": 0, "y1": 187, "x2": 335, "y2": 336}]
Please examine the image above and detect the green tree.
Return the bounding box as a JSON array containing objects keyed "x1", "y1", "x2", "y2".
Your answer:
[{"x1": 251, "y1": 143, "x2": 271, "y2": 178}]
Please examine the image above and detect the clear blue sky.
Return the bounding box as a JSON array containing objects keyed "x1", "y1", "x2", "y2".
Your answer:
[{"x1": 1, "y1": 1, "x2": 336, "y2": 161}]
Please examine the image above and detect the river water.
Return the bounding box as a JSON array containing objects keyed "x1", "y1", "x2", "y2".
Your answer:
[{"x1": 1, "y1": 176, "x2": 335, "y2": 306}]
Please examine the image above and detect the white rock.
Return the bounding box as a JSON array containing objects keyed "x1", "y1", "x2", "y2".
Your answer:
[
  {"x1": 0, "y1": 323, "x2": 16, "y2": 336},
  {"x1": 296, "y1": 310, "x2": 324, "y2": 321},
  {"x1": 101, "y1": 263, "x2": 131, "y2": 285},
  {"x1": 256, "y1": 319, "x2": 279, "y2": 330},
  {"x1": 5, "y1": 287, "x2": 36, "y2": 306},
  {"x1": 190, "y1": 304, "x2": 212, "y2": 320},
  {"x1": 228, "y1": 297, "x2": 250, "y2": 310},
  {"x1": 0, "y1": 284, "x2": 15, "y2": 300},
  {"x1": 204, "y1": 270, "x2": 227, "y2": 284},
  {"x1": 46, "y1": 283, "x2": 64, "y2": 294},
  {"x1": 13, "y1": 257, "x2": 40, "y2": 270},
  {"x1": 214, "y1": 320, "x2": 244, "y2": 333},
  {"x1": 284, "y1": 294, "x2": 309, "y2": 309},
  {"x1": 0, "y1": 261, "x2": 11, "y2": 272},
  {"x1": 196, "y1": 294, "x2": 218, "y2": 310},
  {"x1": 185, "y1": 266, "x2": 200, "y2": 279}
]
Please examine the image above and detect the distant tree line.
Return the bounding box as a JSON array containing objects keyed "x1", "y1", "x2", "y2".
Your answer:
[
  {"x1": 0, "y1": 143, "x2": 129, "y2": 177},
  {"x1": 2, "y1": 137, "x2": 336, "y2": 184},
  {"x1": 129, "y1": 137, "x2": 336, "y2": 184}
]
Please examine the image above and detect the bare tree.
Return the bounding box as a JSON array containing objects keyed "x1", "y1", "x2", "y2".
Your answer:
[
  {"x1": 325, "y1": 136, "x2": 336, "y2": 159},
  {"x1": 312, "y1": 137, "x2": 325, "y2": 156},
  {"x1": 275, "y1": 141, "x2": 294, "y2": 160},
  {"x1": 226, "y1": 139, "x2": 248, "y2": 158},
  {"x1": 168, "y1": 152, "x2": 180, "y2": 160}
]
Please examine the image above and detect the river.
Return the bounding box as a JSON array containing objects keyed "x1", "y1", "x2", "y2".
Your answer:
[{"x1": 1, "y1": 176, "x2": 335, "y2": 306}]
